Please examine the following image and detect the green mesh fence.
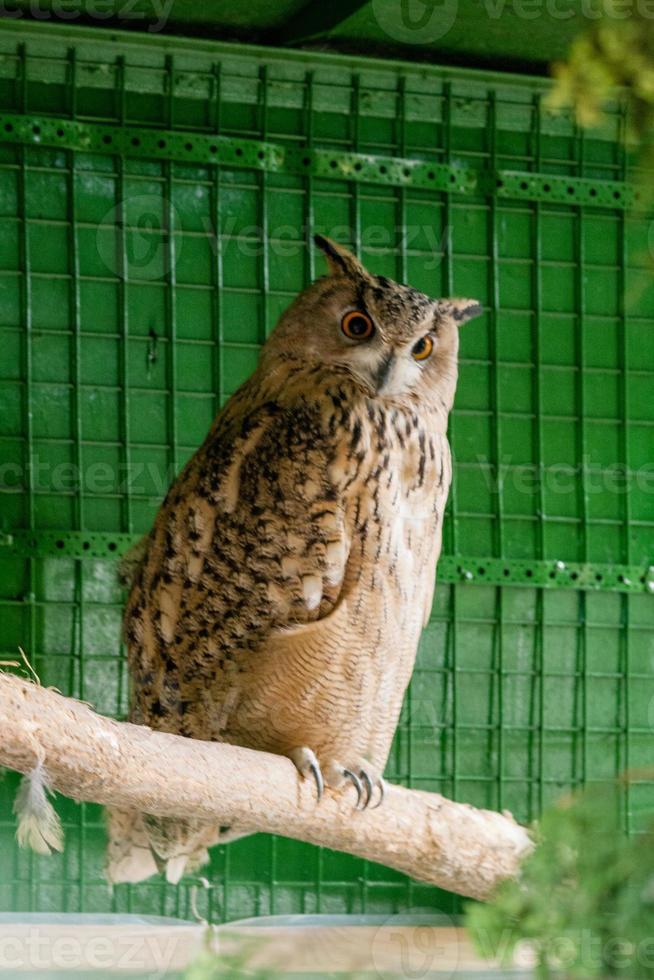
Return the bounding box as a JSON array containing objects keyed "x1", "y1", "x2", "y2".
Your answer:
[{"x1": 0, "y1": 19, "x2": 653, "y2": 922}]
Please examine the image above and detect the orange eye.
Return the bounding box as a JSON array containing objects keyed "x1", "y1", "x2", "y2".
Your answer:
[
  {"x1": 341, "y1": 310, "x2": 375, "y2": 341},
  {"x1": 412, "y1": 335, "x2": 434, "y2": 361}
]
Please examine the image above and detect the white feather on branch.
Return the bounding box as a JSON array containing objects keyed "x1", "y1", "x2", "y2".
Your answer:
[{"x1": 14, "y1": 761, "x2": 64, "y2": 856}]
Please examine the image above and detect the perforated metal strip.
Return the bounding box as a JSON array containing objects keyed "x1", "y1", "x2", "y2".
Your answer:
[
  {"x1": 2, "y1": 531, "x2": 652, "y2": 594},
  {"x1": 0, "y1": 111, "x2": 638, "y2": 210},
  {"x1": 491, "y1": 169, "x2": 638, "y2": 210}
]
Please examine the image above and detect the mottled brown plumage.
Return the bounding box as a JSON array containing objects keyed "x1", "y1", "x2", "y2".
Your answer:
[{"x1": 106, "y1": 237, "x2": 481, "y2": 884}]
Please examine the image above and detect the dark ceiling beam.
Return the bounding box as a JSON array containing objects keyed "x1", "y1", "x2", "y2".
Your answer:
[{"x1": 272, "y1": 0, "x2": 370, "y2": 45}]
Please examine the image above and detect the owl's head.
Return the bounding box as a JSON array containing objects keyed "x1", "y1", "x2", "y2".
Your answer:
[{"x1": 263, "y1": 235, "x2": 481, "y2": 411}]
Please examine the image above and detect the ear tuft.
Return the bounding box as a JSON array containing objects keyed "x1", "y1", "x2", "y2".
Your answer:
[
  {"x1": 445, "y1": 299, "x2": 483, "y2": 326},
  {"x1": 313, "y1": 234, "x2": 368, "y2": 280}
]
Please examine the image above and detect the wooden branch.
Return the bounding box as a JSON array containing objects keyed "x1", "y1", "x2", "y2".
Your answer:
[{"x1": 0, "y1": 673, "x2": 532, "y2": 901}]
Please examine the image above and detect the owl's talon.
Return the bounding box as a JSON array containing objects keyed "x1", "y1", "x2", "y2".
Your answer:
[
  {"x1": 359, "y1": 769, "x2": 374, "y2": 809},
  {"x1": 309, "y1": 760, "x2": 324, "y2": 802},
  {"x1": 370, "y1": 777, "x2": 385, "y2": 809},
  {"x1": 288, "y1": 747, "x2": 324, "y2": 804},
  {"x1": 342, "y1": 768, "x2": 364, "y2": 808}
]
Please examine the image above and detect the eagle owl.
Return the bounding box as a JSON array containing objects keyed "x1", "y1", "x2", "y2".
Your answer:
[{"x1": 106, "y1": 236, "x2": 481, "y2": 884}]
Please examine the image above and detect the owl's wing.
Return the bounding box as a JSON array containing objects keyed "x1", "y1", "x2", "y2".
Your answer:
[{"x1": 125, "y1": 390, "x2": 357, "y2": 694}]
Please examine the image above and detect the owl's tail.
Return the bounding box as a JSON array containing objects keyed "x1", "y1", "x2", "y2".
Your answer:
[{"x1": 105, "y1": 806, "x2": 247, "y2": 885}]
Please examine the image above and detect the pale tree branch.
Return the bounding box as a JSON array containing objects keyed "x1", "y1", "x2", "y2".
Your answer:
[{"x1": 0, "y1": 672, "x2": 532, "y2": 901}]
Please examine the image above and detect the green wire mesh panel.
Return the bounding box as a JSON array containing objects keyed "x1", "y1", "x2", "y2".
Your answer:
[{"x1": 0, "y1": 20, "x2": 653, "y2": 921}]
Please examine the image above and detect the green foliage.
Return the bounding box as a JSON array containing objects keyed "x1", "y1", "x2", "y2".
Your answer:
[
  {"x1": 466, "y1": 784, "x2": 654, "y2": 978},
  {"x1": 549, "y1": 0, "x2": 654, "y2": 150}
]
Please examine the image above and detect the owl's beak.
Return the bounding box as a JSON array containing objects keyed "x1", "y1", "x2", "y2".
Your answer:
[
  {"x1": 371, "y1": 352, "x2": 414, "y2": 398},
  {"x1": 349, "y1": 350, "x2": 403, "y2": 397},
  {"x1": 373, "y1": 353, "x2": 394, "y2": 394}
]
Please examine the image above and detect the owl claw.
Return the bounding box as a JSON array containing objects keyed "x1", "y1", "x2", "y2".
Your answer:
[
  {"x1": 359, "y1": 769, "x2": 374, "y2": 809},
  {"x1": 370, "y1": 777, "x2": 385, "y2": 809},
  {"x1": 290, "y1": 750, "x2": 381, "y2": 811},
  {"x1": 342, "y1": 768, "x2": 364, "y2": 808},
  {"x1": 309, "y1": 760, "x2": 324, "y2": 803},
  {"x1": 358, "y1": 770, "x2": 385, "y2": 809},
  {"x1": 288, "y1": 747, "x2": 324, "y2": 804}
]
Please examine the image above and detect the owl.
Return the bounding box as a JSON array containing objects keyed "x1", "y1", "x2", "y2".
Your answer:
[{"x1": 106, "y1": 236, "x2": 481, "y2": 885}]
